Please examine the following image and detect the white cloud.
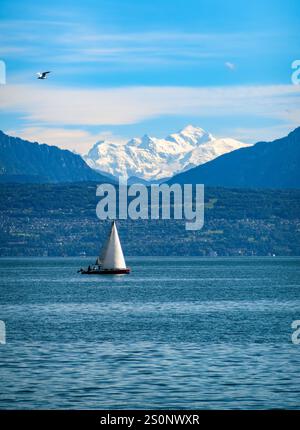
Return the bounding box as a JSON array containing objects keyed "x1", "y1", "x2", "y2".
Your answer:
[
  {"x1": 6, "y1": 126, "x2": 126, "y2": 154},
  {"x1": 1, "y1": 84, "x2": 300, "y2": 127},
  {"x1": 225, "y1": 61, "x2": 236, "y2": 70},
  {"x1": 0, "y1": 19, "x2": 280, "y2": 67},
  {"x1": 231, "y1": 123, "x2": 298, "y2": 143}
]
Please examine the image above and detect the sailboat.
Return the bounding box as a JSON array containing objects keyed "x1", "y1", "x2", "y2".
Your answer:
[{"x1": 79, "y1": 221, "x2": 130, "y2": 275}]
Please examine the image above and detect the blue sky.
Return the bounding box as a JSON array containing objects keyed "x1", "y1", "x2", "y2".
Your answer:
[{"x1": 0, "y1": 0, "x2": 299, "y2": 153}]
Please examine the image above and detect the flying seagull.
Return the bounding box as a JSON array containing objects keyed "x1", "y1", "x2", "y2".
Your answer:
[{"x1": 37, "y1": 71, "x2": 51, "y2": 80}]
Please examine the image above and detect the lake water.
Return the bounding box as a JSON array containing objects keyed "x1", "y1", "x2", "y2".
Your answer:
[{"x1": 0, "y1": 257, "x2": 300, "y2": 409}]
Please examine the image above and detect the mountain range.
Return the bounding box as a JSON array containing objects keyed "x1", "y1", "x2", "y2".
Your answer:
[
  {"x1": 84, "y1": 125, "x2": 250, "y2": 181},
  {"x1": 0, "y1": 126, "x2": 299, "y2": 188},
  {"x1": 0, "y1": 131, "x2": 111, "y2": 183},
  {"x1": 169, "y1": 126, "x2": 300, "y2": 188}
]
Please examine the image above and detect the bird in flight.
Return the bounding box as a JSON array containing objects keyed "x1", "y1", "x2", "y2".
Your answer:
[{"x1": 37, "y1": 71, "x2": 51, "y2": 80}]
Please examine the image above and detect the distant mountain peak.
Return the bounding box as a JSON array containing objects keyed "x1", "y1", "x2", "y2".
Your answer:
[
  {"x1": 84, "y1": 125, "x2": 250, "y2": 181},
  {"x1": 180, "y1": 124, "x2": 207, "y2": 134},
  {"x1": 168, "y1": 125, "x2": 214, "y2": 147}
]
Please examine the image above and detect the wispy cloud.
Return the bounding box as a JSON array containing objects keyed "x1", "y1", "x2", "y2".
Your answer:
[
  {"x1": 6, "y1": 126, "x2": 125, "y2": 153},
  {"x1": 0, "y1": 17, "x2": 284, "y2": 68},
  {"x1": 1, "y1": 84, "x2": 299, "y2": 127},
  {"x1": 225, "y1": 61, "x2": 236, "y2": 70},
  {"x1": 231, "y1": 123, "x2": 298, "y2": 143}
]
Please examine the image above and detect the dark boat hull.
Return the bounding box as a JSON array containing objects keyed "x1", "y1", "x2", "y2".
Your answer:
[{"x1": 80, "y1": 268, "x2": 130, "y2": 275}]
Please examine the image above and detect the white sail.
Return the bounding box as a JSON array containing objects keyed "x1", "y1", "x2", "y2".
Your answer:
[
  {"x1": 96, "y1": 233, "x2": 110, "y2": 265},
  {"x1": 101, "y1": 221, "x2": 127, "y2": 270}
]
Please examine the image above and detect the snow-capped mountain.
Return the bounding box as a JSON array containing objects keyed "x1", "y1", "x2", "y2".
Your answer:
[{"x1": 84, "y1": 125, "x2": 251, "y2": 181}]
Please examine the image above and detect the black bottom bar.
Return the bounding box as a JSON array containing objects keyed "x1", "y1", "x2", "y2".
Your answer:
[{"x1": 0, "y1": 410, "x2": 299, "y2": 427}]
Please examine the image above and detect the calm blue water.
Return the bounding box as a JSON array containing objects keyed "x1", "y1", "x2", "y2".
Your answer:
[{"x1": 0, "y1": 257, "x2": 300, "y2": 409}]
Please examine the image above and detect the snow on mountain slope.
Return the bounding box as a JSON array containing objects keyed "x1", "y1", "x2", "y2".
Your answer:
[{"x1": 84, "y1": 125, "x2": 251, "y2": 181}]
